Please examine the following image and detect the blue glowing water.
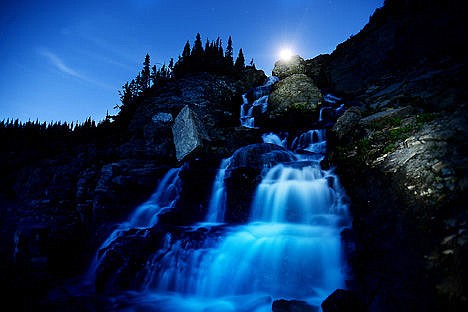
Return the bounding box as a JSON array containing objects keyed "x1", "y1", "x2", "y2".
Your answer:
[
  {"x1": 92, "y1": 83, "x2": 351, "y2": 310},
  {"x1": 128, "y1": 130, "x2": 350, "y2": 311},
  {"x1": 240, "y1": 76, "x2": 279, "y2": 128}
]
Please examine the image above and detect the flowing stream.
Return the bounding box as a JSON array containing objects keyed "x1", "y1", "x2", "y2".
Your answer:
[{"x1": 92, "y1": 76, "x2": 350, "y2": 311}]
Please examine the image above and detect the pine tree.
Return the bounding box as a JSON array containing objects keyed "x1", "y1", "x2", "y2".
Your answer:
[
  {"x1": 192, "y1": 33, "x2": 204, "y2": 59},
  {"x1": 235, "y1": 48, "x2": 245, "y2": 72},
  {"x1": 151, "y1": 65, "x2": 157, "y2": 85},
  {"x1": 182, "y1": 41, "x2": 191, "y2": 58},
  {"x1": 141, "y1": 53, "x2": 151, "y2": 89},
  {"x1": 225, "y1": 36, "x2": 234, "y2": 67},
  {"x1": 135, "y1": 72, "x2": 143, "y2": 93},
  {"x1": 168, "y1": 58, "x2": 174, "y2": 71},
  {"x1": 118, "y1": 82, "x2": 134, "y2": 107}
]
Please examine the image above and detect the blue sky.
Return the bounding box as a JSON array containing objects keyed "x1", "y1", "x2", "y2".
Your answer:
[{"x1": 0, "y1": 0, "x2": 383, "y2": 123}]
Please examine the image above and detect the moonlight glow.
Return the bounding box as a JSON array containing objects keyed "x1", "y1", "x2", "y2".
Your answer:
[{"x1": 279, "y1": 48, "x2": 294, "y2": 61}]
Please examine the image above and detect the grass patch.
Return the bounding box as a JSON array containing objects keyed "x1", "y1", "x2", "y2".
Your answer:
[
  {"x1": 383, "y1": 143, "x2": 397, "y2": 154},
  {"x1": 416, "y1": 112, "x2": 437, "y2": 127},
  {"x1": 387, "y1": 124, "x2": 415, "y2": 141}
]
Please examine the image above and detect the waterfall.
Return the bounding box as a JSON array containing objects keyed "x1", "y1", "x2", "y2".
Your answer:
[
  {"x1": 240, "y1": 76, "x2": 279, "y2": 128},
  {"x1": 290, "y1": 129, "x2": 327, "y2": 158},
  {"x1": 205, "y1": 157, "x2": 231, "y2": 223},
  {"x1": 319, "y1": 94, "x2": 346, "y2": 126},
  {"x1": 133, "y1": 129, "x2": 350, "y2": 311},
  {"x1": 87, "y1": 167, "x2": 182, "y2": 279},
  {"x1": 261, "y1": 132, "x2": 287, "y2": 148},
  {"x1": 92, "y1": 80, "x2": 351, "y2": 312}
]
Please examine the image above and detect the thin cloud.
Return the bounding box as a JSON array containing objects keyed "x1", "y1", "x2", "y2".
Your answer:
[
  {"x1": 37, "y1": 47, "x2": 114, "y2": 89},
  {"x1": 76, "y1": 49, "x2": 134, "y2": 71}
]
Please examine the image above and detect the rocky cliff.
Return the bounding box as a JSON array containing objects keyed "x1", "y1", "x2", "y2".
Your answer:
[{"x1": 318, "y1": 0, "x2": 467, "y2": 310}]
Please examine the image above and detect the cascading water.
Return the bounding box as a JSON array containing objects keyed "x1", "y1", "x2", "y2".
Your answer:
[
  {"x1": 92, "y1": 78, "x2": 351, "y2": 311},
  {"x1": 129, "y1": 129, "x2": 350, "y2": 311},
  {"x1": 240, "y1": 76, "x2": 279, "y2": 128},
  {"x1": 205, "y1": 157, "x2": 231, "y2": 223},
  {"x1": 262, "y1": 132, "x2": 288, "y2": 148},
  {"x1": 290, "y1": 129, "x2": 327, "y2": 156},
  {"x1": 87, "y1": 167, "x2": 183, "y2": 279},
  {"x1": 319, "y1": 94, "x2": 346, "y2": 126}
]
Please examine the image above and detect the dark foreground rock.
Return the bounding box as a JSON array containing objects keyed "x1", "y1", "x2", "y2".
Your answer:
[
  {"x1": 321, "y1": 289, "x2": 364, "y2": 312},
  {"x1": 272, "y1": 299, "x2": 318, "y2": 312}
]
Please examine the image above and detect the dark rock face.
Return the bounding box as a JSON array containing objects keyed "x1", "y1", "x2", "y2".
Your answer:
[
  {"x1": 325, "y1": 0, "x2": 468, "y2": 103},
  {"x1": 304, "y1": 54, "x2": 330, "y2": 88},
  {"x1": 318, "y1": 1, "x2": 468, "y2": 310},
  {"x1": 321, "y1": 289, "x2": 364, "y2": 312},
  {"x1": 272, "y1": 299, "x2": 318, "y2": 312}
]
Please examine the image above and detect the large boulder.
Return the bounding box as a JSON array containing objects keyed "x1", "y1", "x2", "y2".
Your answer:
[
  {"x1": 172, "y1": 105, "x2": 210, "y2": 162},
  {"x1": 331, "y1": 106, "x2": 362, "y2": 143},
  {"x1": 272, "y1": 55, "x2": 307, "y2": 79},
  {"x1": 267, "y1": 74, "x2": 322, "y2": 122}
]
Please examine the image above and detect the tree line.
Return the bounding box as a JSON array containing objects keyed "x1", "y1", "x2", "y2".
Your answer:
[
  {"x1": 0, "y1": 33, "x2": 251, "y2": 146},
  {"x1": 115, "y1": 33, "x2": 250, "y2": 122},
  {"x1": 173, "y1": 33, "x2": 247, "y2": 76}
]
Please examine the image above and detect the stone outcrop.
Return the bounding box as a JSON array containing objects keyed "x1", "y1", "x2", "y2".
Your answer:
[
  {"x1": 172, "y1": 105, "x2": 210, "y2": 162},
  {"x1": 267, "y1": 74, "x2": 322, "y2": 122},
  {"x1": 331, "y1": 107, "x2": 362, "y2": 143},
  {"x1": 272, "y1": 55, "x2": 307, "y2": 79}
]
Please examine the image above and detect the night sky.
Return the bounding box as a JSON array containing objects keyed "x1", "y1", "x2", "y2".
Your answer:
[{"x1": 0, "y1": 0, "x2": 383, "y2": 123}]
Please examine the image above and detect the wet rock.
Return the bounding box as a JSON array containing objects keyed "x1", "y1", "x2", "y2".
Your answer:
[
  {"x1": 172, "y1": 105, "x2": 210, "y2": 162},
  {"x1": 272, "y1": 55, "x2": 307, "y2": 79},
  {"x1": 93, "y1": 160, "x2": 169, "y2": 223},
  {"x1": 227, "y1": 143, "x2": 296, "y2": 172},
  {"x1": 272, "y1": 299, "x2": 318, "y2": 312},
  {"x1": 224, "y1": 143, "x2": 296, "y2": 223}
]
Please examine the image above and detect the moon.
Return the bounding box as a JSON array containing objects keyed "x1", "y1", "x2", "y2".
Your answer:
[{"x1": 279, "y1": 48, "x2": 294, "y2": 61}]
